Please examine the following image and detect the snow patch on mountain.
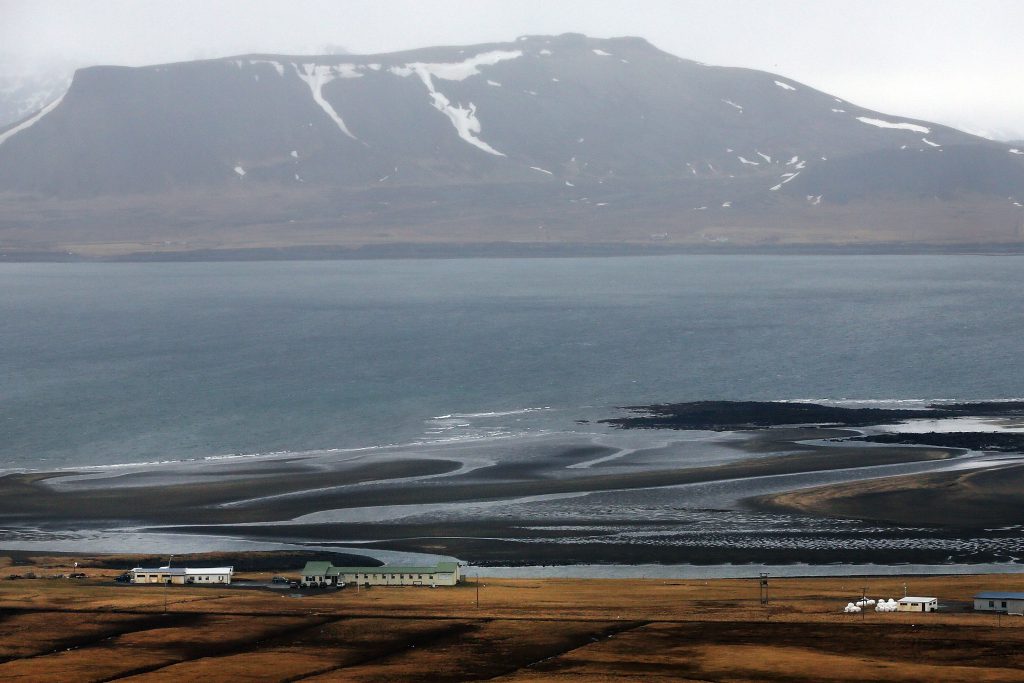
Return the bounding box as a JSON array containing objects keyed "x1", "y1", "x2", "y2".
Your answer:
[
  {"x1": 856, "y1": 117, "x2": 930, "y2": 134},
  {"x1": 387, "y1": 50, "x2": 522, "y2": 156},
  {"x1": 722, "y1": 99, "x2": 743, "y2": 112},
  {"x1": 233, "y1": 165, "x2": 246, "y2": 176},
  {"x1": 769, "y1": 171, "x2": 801, "y2": 191},
  {"x1": 428, "y1": 92, "x2": 504, "y2": 155},
  {"x1": 0, "y1": 94, "x2": 63, "y2": 147},
  {"x1": 774, "y1": 80, "x2": 796, "y2": 91},
  {"x1": 388, "y1": 50, "x2": 522, "y2": 82},
  {"x1": 592, "y1": 49, "x2": 612, "y2": 56},
  {"x1": 294, "y1": 64, "x2": 360, "y2": 140},
  {"x1": 922, "y1": 137, "x2": 941, "y2": 147},
  {"x1": 529, "y1": 166, "x2": 553, "y2": 175},
  {"x1": 0, "y1": 63, "x2": 73, "y2": 129},
  {"x1": 1009, "y1": 148, "x2": 1023, "y2": 155},
  {"x1": 737, "y1": 156, "x2": 759, "y2": 166}
]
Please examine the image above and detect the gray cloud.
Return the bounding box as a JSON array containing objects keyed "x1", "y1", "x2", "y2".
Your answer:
[{"x1": 2, "y1": 0, "x2": 1022, "y2": 139}]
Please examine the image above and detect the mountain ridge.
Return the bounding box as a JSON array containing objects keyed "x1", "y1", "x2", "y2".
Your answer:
[{"x1": 1, "y1": 33, "x2": 1022, "y2": 257}]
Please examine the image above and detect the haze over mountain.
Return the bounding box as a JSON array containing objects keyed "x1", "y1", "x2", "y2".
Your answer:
[
  {"x1": 1, "y1": 33, "x2": 1022, "y2": 257},
  {"x1": 0, "y1": 56, "x2": 74, "y2": 129}
]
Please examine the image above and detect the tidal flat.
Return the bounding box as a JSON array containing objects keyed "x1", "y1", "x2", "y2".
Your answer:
[{"x1": 4, "y1": 401, "x2": 1024, "y2": 569}]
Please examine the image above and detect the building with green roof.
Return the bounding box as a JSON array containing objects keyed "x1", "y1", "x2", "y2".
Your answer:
[{"x1": 299, "y1": 560, "x2": 462, "y2": 587}]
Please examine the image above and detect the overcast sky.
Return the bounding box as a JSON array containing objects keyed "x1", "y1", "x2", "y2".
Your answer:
[{"x1": 3, "y1": 0, "x2": 1022, "y2": 139}]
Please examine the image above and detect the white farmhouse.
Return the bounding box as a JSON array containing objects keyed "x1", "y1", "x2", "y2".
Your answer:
[{"x1": 129, "y1": 566, "x2": 234, "y2": 585}]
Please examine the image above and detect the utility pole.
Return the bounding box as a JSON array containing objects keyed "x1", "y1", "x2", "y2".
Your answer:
[
  {"x1": 163, "y1": 555, "x2": 174, "y2": 613},
  {"x1": 475, "y1": 574, "x2": 480, "y2": 609},
  {"x1": 759, "y1": 572, "x2": 769, "y2": 606}
]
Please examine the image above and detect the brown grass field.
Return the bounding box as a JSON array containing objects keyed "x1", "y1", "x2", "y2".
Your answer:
[{"x1": 2, "y1": 555, "x2": 1024, "y2": 681}]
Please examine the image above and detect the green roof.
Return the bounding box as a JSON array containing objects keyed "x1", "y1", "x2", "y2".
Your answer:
[
  {"x1": 328, "y1": 566, "x2": 456, "y2": 575},
  {"x1": 302, "y1": 561, "x2": 459, "y2": 576},
  {"x1": 301, "y1": 561, "x2": 334, "y2": 576}
]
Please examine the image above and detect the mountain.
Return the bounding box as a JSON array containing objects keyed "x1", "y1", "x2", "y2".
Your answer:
[
  {"x1": 0, "y1": 57, "x2": 73, "y2": 129},
  {"x1": 1, "y1": 33, "x2": 1022, "y2": 258}
]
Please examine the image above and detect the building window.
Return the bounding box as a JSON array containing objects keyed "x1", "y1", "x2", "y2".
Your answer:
[
  {"x1": 990, "y1": 601, "x2": 995, "y2": 608},
  {"x1": 1002, "y1": 601, "x2": 1008, "y2": 608}
]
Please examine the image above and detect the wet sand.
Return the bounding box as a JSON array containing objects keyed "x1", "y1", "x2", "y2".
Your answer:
[
  {"x1": 756, "y1": 462, "x2": 1024, "y2": 529},
  {"x1": 7, "y1": 398, "x2": 1024, "y2": 567},
  {"x1": 0, "y1": 427, "x2": 981, "y2": 566},
  {"x1": 0, "y1": 437, "x2": 955, "y2": 527}
]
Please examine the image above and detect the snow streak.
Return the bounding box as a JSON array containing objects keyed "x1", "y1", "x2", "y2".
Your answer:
[
  {"x1": 294, "y1": 64, "x2": 360, "y2": 140},
  {"x1": 856, "y1": 117, "x2": 930, "y2": 134},
  {"x1": 0, "y1": 95, "x2": 63, "y2": 147},
  {"x1": 388, "y1": 50, "x2": 522, "y2": 156}
]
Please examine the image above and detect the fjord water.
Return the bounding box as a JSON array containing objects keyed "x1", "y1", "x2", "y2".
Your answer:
[{"x1": 2, "y1": 255, "x2": 1022, "y2": 470}]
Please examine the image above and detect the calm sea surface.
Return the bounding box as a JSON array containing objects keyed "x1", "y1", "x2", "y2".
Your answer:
[{"x1": 2, "y1": 255, "x2": 1023, "y2": 470}]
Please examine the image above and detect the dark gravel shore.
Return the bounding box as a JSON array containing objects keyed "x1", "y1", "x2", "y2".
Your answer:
[{"x1": 600, "y1": 400, "x2": 1024, "y2": 431}]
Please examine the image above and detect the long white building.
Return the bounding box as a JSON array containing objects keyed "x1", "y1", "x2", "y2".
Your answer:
[
  {"x1": 300, "y1": 561, "x2": 461, "y2": 587},
  {"x1": 974, "y1": 591, "x2": 1024, "y2": 614},
  {"x1": 129, "y1": 566, "x2": 234, "y2": 585}
]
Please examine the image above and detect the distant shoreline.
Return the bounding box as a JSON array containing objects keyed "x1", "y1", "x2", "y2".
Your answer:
[{"x1": 5, "y1": 241, "x2": 1024, "y2": 262}]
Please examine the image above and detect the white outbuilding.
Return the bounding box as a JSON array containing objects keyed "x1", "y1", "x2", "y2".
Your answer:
[
  {"x1": 129, "y1": 566, "x2": 234, "y2": 585},
  {"x1": 897, "y1": 596, "x2": 938, "y2": 612},
  {"x1": 974, "y1": 592, "x2": 1024, "y2": 614}
]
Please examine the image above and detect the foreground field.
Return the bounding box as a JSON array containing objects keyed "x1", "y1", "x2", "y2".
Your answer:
[{"x1": 2, "y1": 557, "x2": 1024, "y2": 681}]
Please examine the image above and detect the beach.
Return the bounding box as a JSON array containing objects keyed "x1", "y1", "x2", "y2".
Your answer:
[{"x1": 4, "y1": 412, "x2": 1023, "y2": 568}]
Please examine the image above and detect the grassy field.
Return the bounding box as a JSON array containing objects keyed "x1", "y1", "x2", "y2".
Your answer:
[{"x1": 2, "y1": 556, "x2": 1024, "y2": 681}]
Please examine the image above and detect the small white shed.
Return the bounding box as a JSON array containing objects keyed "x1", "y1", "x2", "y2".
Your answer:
[{"x1": 897, "y1": 596, "x2": 938, "y2": 612}]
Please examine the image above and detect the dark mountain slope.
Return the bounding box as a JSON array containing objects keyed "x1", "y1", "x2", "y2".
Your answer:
[{"x1": 0, "y1": 33, "x2": 1022, "y2": 256}]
